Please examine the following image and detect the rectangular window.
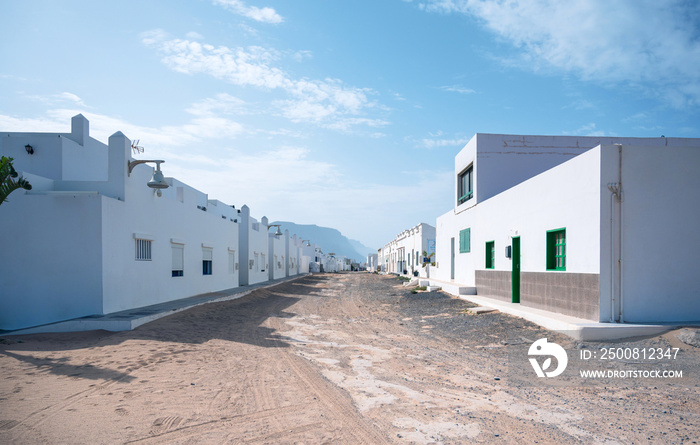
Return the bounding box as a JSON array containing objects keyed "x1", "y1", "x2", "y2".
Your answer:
[
  {"x1": 203, "y1": 247, "x2": 213, "y2": 275},
  {"x1": 485, "y1": 241, "x2": 495, "y2": 269},
  {"x1": 546, "y1": 228, "x2": 566, "y2": 271},
  {"x1": 172, "y1": 244, "x2": 184, "y2": 277},
  {"x1": 135, "y1": 239, "x2": 152, "y2": 261},
  {"x1": 459, "y1": 228, "x2": 471, "y2": 253},
  {"x1": 457, "y1": 165, "x2": 473, "y2": 205}
]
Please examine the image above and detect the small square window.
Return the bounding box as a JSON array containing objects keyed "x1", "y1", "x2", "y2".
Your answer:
[
  {"x1": 546, "y1": 228, "x2": 566, "y2": 271},
  {"x1": 135, "y1": 239, "x2": 152, "y2": 261}
]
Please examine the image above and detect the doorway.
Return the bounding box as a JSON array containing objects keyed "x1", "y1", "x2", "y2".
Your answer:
[{"x1": 512, "y1": 237, "x2": 520, "y2": 303}]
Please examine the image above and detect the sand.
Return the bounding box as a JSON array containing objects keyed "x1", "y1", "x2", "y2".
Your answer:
[{"x1": 1, "y1": 273, "x2": 698, "y2": 444}]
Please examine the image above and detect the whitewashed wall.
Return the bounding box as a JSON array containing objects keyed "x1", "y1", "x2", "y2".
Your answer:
[
  {"x1": 268, "y1": 231, "x2": 286, "y2": 280},
  {"x1": 599, "y1": 144, "x2": 700, "y2": 323},
  {"x1": 0, "y1": 118, "x2": 241, "y2": 329},
  {"x1": 0, "y1": 193, "x2": 104, "y2": 330},
  {"x1": 100, "y1": 165, "x2": 239, "y2": 314},
  {"x1": 436, "y1": 146, "x2": 602, "y2": 285}
]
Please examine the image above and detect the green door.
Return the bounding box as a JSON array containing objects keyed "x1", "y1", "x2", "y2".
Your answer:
[{"x1": 512, "y1": 237, "x2": 520, "y2": 303}]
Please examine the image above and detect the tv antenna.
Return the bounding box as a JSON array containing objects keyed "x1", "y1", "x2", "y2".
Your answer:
[{"x1": 131, "y1": 139, "x2": 144, "y2": 154}]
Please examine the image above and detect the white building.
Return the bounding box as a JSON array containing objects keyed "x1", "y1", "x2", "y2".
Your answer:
[
  {"x1": 285, "y1": 231, "x2": 300, "y2": 277},
  {"x1": 379, "y1": 223, "x2": 436, "y2": 277},
  {"x1": 366, "y1": 253, "x2": 378, "y2": 272},
  {"x1": 237, "y1": 206, "x2": 271, "y2": 286},
  {"x1": 0, "y1": 115, "x2": 242, "y2": 330},
  {"x1": 268, "y1": 228, "x2": 286, "y2": 281},
  {"x1": 433, "y1": 133, "x2": 700, "y2": 323}
]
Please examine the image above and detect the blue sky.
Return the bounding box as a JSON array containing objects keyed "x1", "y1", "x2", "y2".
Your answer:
[{"x1": 2, "y1": 0, "x2": 699, "y2": 250}]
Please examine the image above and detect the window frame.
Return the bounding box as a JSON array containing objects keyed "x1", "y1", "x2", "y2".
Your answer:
[
  {"x1": 135, "y1": 239, "x2": 152, "y2": 261},
  {"x1": 459, "y1": 228, "x2": 471, "y2": 253},
  {"x1": 171, "y1": 243, "x2": 184, "y2": 277},
  {"x1": 457, "y1": 165, "x2": 474, "y2": 205},
  {"x1": 485, "y1": 240, "x2": 495, "y2": 269},
  {"x1": 202, "y1": 247, "x2": 213, "y2": 275},
  {"x1": 546, "y1": 228, "x2": 566, "y2": 271}
]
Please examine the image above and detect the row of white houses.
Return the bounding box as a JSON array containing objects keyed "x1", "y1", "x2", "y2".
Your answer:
[
  {"x1": 373, "y1": 223, "x2": 436, "y2": 278},
  {"x1": 0, "y1": 115, "x2": 343, "y2": 331},
  {"x1": 378, "y1": 133, "x2": 700, "y2": 324}
]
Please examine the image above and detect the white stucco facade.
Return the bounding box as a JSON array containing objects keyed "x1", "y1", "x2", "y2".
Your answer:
[
  {"x1": 268, "y1": 230, "x2": 286, "y2": 281},
  {"x1": 379, "y1": 223, "x2": 436, "y2": 278},
  {"x1": 0, "y1": 115, "x2": 336, "y2": 331},
  {"x1": 1, "y1": 115, "x2": 240, "y2": 330},
  {"x1": 434, "y1": 133, "x2": 700, "y2": 323}
]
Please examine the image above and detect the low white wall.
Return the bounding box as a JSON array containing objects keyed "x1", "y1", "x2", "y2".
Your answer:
[{"x1": 0, "y1": 193, "x2": 104, "y2": 330}]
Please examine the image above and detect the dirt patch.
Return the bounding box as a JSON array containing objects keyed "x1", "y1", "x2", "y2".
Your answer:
[{"x1": 1, "y1": 273, "x2": 698, "y2": 444}]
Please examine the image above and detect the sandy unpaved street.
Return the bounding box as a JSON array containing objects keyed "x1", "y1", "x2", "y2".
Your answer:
[{"x1": 1, "y1": 273, "x2": 699, "y2": 444}]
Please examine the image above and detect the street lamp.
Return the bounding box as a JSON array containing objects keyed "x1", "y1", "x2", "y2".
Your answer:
[
  {"x1": 267, "y1": 224, "x2": 283, "y2": 237},
  {"x1": 127, "y1": 159, "x2": 169, "y2": 196}
]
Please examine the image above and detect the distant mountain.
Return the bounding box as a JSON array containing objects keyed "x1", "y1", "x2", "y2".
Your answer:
[
  {"x1": 272, "y1": 221, "x2": 375, "y2": 262},
  {"x1": 348, "y1": 238, "x2": 377, "y2": 258}
]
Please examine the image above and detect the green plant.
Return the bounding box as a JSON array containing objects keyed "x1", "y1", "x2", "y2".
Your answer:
[
  {"x1": 0, "y1": 156, "x2": 32, "y2": 206},
  {"x1": 398, "y1": 276, "x2": 411, "y2": 282}
]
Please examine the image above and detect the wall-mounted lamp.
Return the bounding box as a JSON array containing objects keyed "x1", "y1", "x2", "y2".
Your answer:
[
  {"x1": 301, "y1": 239, "x2": 311, "y2": 247},
  {"x1": 267, "y1": 224, "x2": 283, "y2": 237},
  {"x1": 25, "y1": 144, "x2": 34, "y2": 155},
  {"x1": 127, "y1": 159, "x2": 169, "y2": 196}
]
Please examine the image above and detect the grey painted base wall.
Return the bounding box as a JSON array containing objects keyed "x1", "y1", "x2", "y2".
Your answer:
[{"x1": 475, "y1": 270, "x2": 599, "y2": 321}]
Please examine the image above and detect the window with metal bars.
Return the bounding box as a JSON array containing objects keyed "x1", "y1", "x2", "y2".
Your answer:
[{"x1": 135, "y1": 239, "x2": 152, "y2": 261}]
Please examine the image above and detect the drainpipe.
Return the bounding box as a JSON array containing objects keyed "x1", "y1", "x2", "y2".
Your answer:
[
  {"x1": 607, "y1": 182, "x2": 619, "y2": 322},
  {"x1": 618, "y1": 144, "x2": 624, "y2": 323},
  {"x1": 606, "y1": 144, "x2": 624, "y2": 323}
]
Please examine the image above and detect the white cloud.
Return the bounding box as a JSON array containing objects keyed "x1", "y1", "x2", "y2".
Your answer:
[
  {"x1": 185, "y1": 93, "x2": 247, "y2": 116},
  {"x1": 419, "y1": 0, "x2": 700, "y2": 107},
  {"x1": 562, "y1": 99, "x2": 594, "y2": 111},
  {"x1": 0, "y1": 95, "x2": 245, "y2": 154},
  {"x1": 562, "y1": 122, "x2": 615, "y2": 137},
  {"x1": 414, "y1": 131, "x2": 469, "y2": 149},
  {"x1": 212, "y1": 0, "x2": 283, "y2": 24},
  {"x1": 438, "y1": 85, "x2": 476, "y2": 94},
  {"x1": 142, "y1": 31, "x2": 382, "y2": 129},
  {"x1": 28, "y1": 92, "x2": 89, "y2": 108},
  {"x1": 186, "y1": 31, "x2": 204, "y2": 40}
]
